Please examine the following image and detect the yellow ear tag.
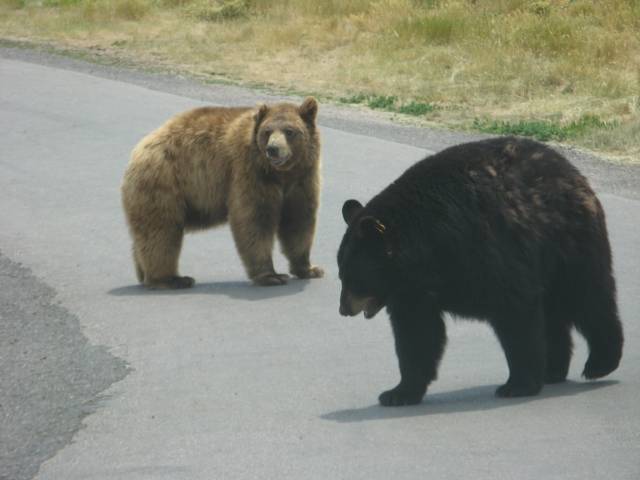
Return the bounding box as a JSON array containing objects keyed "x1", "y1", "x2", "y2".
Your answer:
[{"x1": 374, "y1": 221, "x2": 386, "y2": 234}]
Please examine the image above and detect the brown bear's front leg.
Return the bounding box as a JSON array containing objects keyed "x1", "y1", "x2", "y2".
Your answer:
[
  {"x1": 229, "y1": 187, "x2": 288, "y2": 286},
  {"x1": 278, "y1": 183, "x2": 324, "y2": 280}
]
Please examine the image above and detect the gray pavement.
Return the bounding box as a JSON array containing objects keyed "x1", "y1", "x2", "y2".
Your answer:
[
  {"x1": 0, "y1": 48, "x2": 639, "y2": 480},
  {"x1": 0, "y1": 253, "x2": 129, "y2": 480}
]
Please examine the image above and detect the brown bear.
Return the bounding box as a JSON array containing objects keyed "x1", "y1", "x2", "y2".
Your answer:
[{"x1": 121, "y1": 97, "x2": 323, "y2": 288}]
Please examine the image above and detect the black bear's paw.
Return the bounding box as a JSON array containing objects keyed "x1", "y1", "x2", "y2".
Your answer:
[
  {"x1": 495, "y1": 381, "x2": 543, "y2": 398},
  {"x1": 545, "y1": 370, "x2": 568, "y2": 384},
  {"x1": 253, "y1": 272, "x2": 290, "y2": 286},
  {"x1": 582, "y1": 356, "x2": 620, "y2": 380},
  {"x1": 378, "y1": 386, "x2": 425, "y2": 407}
]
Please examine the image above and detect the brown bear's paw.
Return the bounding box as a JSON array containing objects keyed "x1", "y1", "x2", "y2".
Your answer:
[
  {"x1": 146, "y1": 276, "x2": 195, "y2": 290},
  {"x1": 292, "y1": 265, "x2": 324, "y2": 279},
  {"x1": 252, "y1": 272, "x2": 290, "y2": 286}
]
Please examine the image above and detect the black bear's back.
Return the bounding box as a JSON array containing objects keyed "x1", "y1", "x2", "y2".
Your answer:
[
  {"x1": 370, "y1": 136, "x2": 607, "y2": 316},
  {"x1": 391, "y1": 136, "x2": 600, "y2": 238}
]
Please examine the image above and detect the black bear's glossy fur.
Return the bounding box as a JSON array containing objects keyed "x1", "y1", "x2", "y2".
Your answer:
[{"x1": 338, "y1": 136, "x2": 623, "y2": 406}]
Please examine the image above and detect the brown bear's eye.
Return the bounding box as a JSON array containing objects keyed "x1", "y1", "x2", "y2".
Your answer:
[{"x1": 284, "y1": 128, "x2": 296, "y2": 137}]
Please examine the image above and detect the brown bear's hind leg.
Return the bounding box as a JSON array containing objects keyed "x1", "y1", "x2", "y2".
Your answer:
[
  {"x1": 133, "y1": 250, "x2": 145, "y2": 283},
  {"x1": 134, "y1": 226, "x2": 194, "y2": 289}
]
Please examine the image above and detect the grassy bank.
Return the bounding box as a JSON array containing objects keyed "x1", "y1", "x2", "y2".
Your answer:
[{"x1": 1, "y1": 0, "x2": 638, "y2": 161}]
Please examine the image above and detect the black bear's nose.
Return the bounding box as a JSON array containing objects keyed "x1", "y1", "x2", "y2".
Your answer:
[
  {"x1": 339, "y1": 304, "x2": 350, "y2": 316},
  {"x1": 267, "y1": 145, "x2": 279, "y2": 157}
]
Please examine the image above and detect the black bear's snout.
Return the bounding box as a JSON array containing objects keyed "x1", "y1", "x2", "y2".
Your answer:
[{"x1": 339, "y1": 289, "x2": 355, "y2": 316}]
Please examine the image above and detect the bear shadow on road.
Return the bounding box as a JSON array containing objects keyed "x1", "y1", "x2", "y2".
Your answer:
[
  {"x1": 107, "y1": 278, "x2": 311, "y2": 301},
  {"x1": 321, "y1": 380, "x2": 619, "y2": 423}
]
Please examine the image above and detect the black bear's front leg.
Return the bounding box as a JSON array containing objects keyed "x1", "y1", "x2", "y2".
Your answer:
[
  {"x1": 492, "y1": 300, "x2": 546, "y2": 397},
  {"x1": 380, "y1": 301, "x2": 447, "y2": 406}
]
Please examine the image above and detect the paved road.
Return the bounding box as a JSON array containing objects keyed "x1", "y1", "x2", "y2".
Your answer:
[{"x1": 1, "y1": 49, "x2": 639, "y2": 480}]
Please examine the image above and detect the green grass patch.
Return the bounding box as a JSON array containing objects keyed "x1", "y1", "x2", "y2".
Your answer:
[
  {"x1": 473, "y1": 115, "x2": 618, "y2": 142},
  {"x1": 338, "y1": 93, "x2": 368, "y2": 105},
  {"x1": 0, "y1": 0, "x2": 25, "y2": 8},
  {"x1": 42, "y1": 0, "x2": 82, "y2": 6},
  {"x1": 339, "y1": 94, "x2": 437, "y2": 117},
  {"x1": 398, "y1": 101, "x2": 436, "y2": 115},
  {"x1": 367, "y1": 95, "x2": 397, "y2": 110}
]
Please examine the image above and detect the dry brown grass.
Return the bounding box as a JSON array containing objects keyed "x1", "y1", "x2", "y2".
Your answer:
[{"x1": 1, "y1": 0, "x2": 638, "y2": 160}]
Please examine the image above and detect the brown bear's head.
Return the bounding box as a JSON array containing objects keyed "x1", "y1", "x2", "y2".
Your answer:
[{"x1": 254, "y1": 97, "x2": 318, "y2": 171}]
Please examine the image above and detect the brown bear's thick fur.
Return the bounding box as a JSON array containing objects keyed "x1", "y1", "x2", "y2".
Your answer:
[{"x1": 121, "y1": 97, "x2": 323, "y2": 288}]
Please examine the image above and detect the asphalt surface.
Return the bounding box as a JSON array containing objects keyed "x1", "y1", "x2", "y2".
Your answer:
[{"x1": 1, "y1": 46, "x2": 639, "y2": 480}]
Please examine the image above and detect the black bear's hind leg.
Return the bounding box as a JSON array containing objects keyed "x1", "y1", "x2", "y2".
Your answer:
[
  {"x1": 567, "y1": 234, "x2": 623, "y2": 379},
  {"x1": 380, "y1": 302, "x2": 446, "y2": 407},
  {"x1": 576, "y1": 281, "x2": 623, "y2": 380},
  {"x1": 493, "y1": 301, "x2": 545, "y2": 398},
  {"x1": 544, "y1": 313, "x2": 573, "y2": 384}
]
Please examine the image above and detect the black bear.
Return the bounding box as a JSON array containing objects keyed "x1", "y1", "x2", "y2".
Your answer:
[{"x1": 338, "y1": 136, "x2": 623, "y2": 406}]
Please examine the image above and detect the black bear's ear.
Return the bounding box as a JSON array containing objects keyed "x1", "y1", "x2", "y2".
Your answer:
[
  {"x1": 358, "y1": 216, "x2": 387, "y2": 238},
  {"x1": 342, "y1": 199, "x2": 363, "y2": 225},
  {"x1": 299, "y1": 97, "x2": 318, "y2": 125},
  {"x1": 254, "y1": 104, "x2": 269, "y2": 126},
  {"x1": 358, "y1": 216, "x2": 393, "y2": 256}
]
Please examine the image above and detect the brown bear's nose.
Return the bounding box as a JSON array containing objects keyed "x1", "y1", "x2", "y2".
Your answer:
[{"x1": 266, "y1": 145, "x2": 279, "y2": 157}]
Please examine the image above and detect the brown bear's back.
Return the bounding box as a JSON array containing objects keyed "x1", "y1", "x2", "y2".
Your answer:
[{"x1": 124, "y1": 106, "x2": 257, "y2": 230}]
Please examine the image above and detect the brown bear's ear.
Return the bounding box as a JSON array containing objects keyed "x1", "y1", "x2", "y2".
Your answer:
[
  {"x1": 299, "y1": 97, "x2": 318, "y2": 125},
  {"x1": 342, "y1": 199, "x2": 363, "y2": 225},
  {"x1": 254, "y1": 104, "x2": 269, "y2": 127}
]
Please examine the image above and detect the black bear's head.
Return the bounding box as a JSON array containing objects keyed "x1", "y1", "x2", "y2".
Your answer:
[{"x1": 337, "y1": 199, "x2": 394, "y2": 319}]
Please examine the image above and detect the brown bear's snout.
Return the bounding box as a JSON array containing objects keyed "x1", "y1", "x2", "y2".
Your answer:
[{"x1": 266, "y1": 131, "x2": 291, "y2": 166}]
